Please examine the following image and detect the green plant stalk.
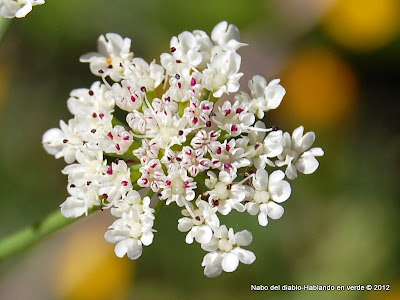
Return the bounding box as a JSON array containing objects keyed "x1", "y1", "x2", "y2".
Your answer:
[{"x1": 0, "y1": 206, "x2": 100, "y2": 262}]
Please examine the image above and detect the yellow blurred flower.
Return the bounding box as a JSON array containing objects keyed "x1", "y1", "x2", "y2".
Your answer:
[
  {"x1": 53, "y1": 215, "x2": 134, "y2": 300},
  {"x1": 323, "y1": 0, "x2": 400, "y2": 51},
  {"x1": 278, "y1": 47, "x2": 358, "y2": 129}
]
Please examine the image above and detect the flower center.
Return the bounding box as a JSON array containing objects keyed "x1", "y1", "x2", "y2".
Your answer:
[
  {"x1": 171, "y1": 178, "x2": 185, "y2": 195},
  {"x1": 254, "y1": 190, "x2": 269, "y2": 204},
  {"x1": 130, "y1": 223, "x2": 142, "y2": 239},
  {"x1": 215, "y1": 182, "x2": 229, "y2": 200},
  {"x1": 212, "y1": 74, "x2": 227, "y2": 90},
  {"x1": 218, "y1": 238, "x2": 233, "y2": 252},
  {"x1": 160, "y1": 126, "x2": 179, "y2": 145}
]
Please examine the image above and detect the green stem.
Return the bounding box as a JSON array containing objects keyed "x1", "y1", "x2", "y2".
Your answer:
[
  {"x1": 200, "y1": 89, "x2": 211, "y2": 101},
  {"x1": 0, "y1": 206, "x2": 100, "y2": 262},
  {"x1": 154, "y1": 198, "x2": 165, "y2": 223}
]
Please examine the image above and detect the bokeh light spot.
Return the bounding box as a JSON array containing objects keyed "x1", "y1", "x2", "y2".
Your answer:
[
  {"x1": 278, "y1": 47, "x2": 358, "y2": 129},
  {"x1": 53, "y1": 218, "x2": 133, "y2": 300},
  {"x1": 323, "y1": 0, "x2": 400, "y2": 51}
]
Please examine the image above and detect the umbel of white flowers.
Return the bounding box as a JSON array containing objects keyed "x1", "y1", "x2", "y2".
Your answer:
[
  {"x1": 0, "y1": 0, "x2": 44, "y2": 18},
  {"x1": 42, "y1": 21, "x2": 324, "y2": 278}
]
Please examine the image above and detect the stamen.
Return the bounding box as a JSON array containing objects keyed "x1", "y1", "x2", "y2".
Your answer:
[
  {"x1": 244, "y1": 126, "x2": 273, "y2": 133},
  {"x1": 236, "y1": 173, "x2": 254, "y2": 186}
]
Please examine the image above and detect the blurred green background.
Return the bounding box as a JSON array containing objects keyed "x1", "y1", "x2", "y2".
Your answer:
[{"x1": 0, "y1": 0, "x2": 399, "y2": 299}]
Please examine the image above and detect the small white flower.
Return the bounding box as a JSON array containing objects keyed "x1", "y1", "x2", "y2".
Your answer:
[
  {"x1": 184, "y1": 98, "x2": 213, "y2": 128},
  {"x1": 60, "y1": 151, "x2": 104, "y2": 218},
  {"x1": 205, "y1": 171, "x2": 245, "y2": 215},
  {"x1": 191, "y1": 129, "x2": 220, "y2": 151},
  {"x1": 128, "y1": 58, "x2": 164, "y2": 91},
  {"x1": 160, "y1": 166, "x2": 196, "y2": 207},
  {"x1": 160, "y1": 53, "x2": 191, "y2": 77},
  {"x1": 42, "y1": 117, "x2": 102, "y2": 164},
  {"x1": 67, "y1": 81, "x2": 114, "y2": 118},
  {"x1": 166, "y1": 70, "x2": 203, "y2": 103},
  {"x1": 178, "y1": 199, "x2": 219, "y2": 245},
  {"x1": 80, "y1": 33, "x2": 133, "y2": 81},
  {"x1": 151, "y1": 96, "x2": 178, "y2": 115},
  {"x1": 211, "y1": 21, "x2": 247, "y2": 53},
  {"x1": 201, "y1": 225, "x2": 255, "y2": 277},
  {"x1": 111, "y1": 80, "x2": 145, "y2": 112},
  {"x1": 203, "y1": 51, "x2": 243, "y2": 97},
  {"x1": 180, "y1": 146, "x2": 211, "y2": 177},
  {"x1": 132, "y1": 139, "x2": 159, "y2": 165},
  {"x1": 138, "y1": 159, "x2": 166, "y2": 192},
  {"x1": 101, "y1": 125, "x2": 133, "y2": 155},
  {"x1": 275, "y1": 126, "x2": 324, "y2": 179},
  {"x1": 213, "y1": 100, "x2": 255, "y2": 136},
  {"x1": 145, "y1": 109, "x2": 189, "y2": 149},
  {"x1": 169, "y1": 31, "x2": 203, "y2": 67},
  {"x1": 245, "y1": 169, "x2": 291, "y2": 226},
  {"x1": 0, "y1": 0, "x2": 44, "y2": 18},
  {"x1": 105, "y1": 195, "x2": 155, "y2": 260},
  {"x1": 126, "y1": 111, "x2": 146, "y2": 134},
  {"x1": 209, "y1": 139, "x2": 250, "y2": 172},
  {"x1": 98, "y1": 159, "x2": 132, "y2": 207},
  {"x1": 247, "y1": 75, "x2": 286, "y2": 119}
]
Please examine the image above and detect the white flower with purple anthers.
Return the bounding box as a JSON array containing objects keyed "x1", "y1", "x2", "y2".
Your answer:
[
  {"x1": 43, "y1": 22, "x2": 323, "y2": 277},
  {"x1": 80, "y1": 33, "x2": 133, "y2": 81},
  {"x1": 205, "y1": 170, "x2": 245, "y2": 215}
]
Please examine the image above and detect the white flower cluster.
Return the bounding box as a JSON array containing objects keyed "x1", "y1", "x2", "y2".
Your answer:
[
  {"x1": 0, "y1": 0, "x2": 44, "y2": 18},
  {"x1": 42, "y1": 21, "x2": 324, "y2": 277}
]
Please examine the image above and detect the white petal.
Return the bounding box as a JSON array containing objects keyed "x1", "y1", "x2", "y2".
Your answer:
[
  {"x1": 299, "y1": 131, "x2": 315, "y2": 152},
  {"x1": 268, "y1": 170, "x2": 285, "y2": 184},
  {"x1": 285, "y1": 163, "x2": 298, "y2": 180},
  {"x1": 114, "y1": 238, "x2": 131, "y2": 258},
  {"x1": 266, "y1": 202, "x2": 284, "y2": 219},
  {"x1": 15, "y1": 3, "x2": 32, "y2": 18},
  {"x1": 178, "y1": 218, "x2": 193, "y2": 232},
  {"x1": 202, "y1": 252, "x2": 223, "y2": 278},
  {"x1": 232, "y1": 248, "x2": 256, "y2": 265},
  {"x1": 185, "y1": 231, "x2": 194, "y2": 244},
  {"x1": 246, "y1": 202, "x2": 259, "y2": 215},
  {"x1": 140, "y1": 231, "x2": 154, "y2": 246},
  {"x1": 42, "y1": 128, "x2": 64, "y2": 155},
  {"x1": 253, "y1": 169, "x2": 269, "y2": 191},
  {"x1": 221, "y1": 252, "x2": 239, "y2": 272},
  {"x1": 269, "y1": 180, "x2": 291, "y2": 203},
  {"x1": 258, "y1": 211, "x2": 269, "y2": 226},
  {"x1": 195, "y1": 225, "x2": 213, "y2": 244},
  {"x1": 234, "y1": 230, "x2": 252, "y2": 246},
  {"x1": 219, "y1": 171, "x2": 232, "y2": 184},
  {"x1": 295, "y1": 153, "x2": 319, "y2": 174},
  {"x1": 249, "y1": 75, "x2": 267, "y2": 98},
  {"x1": 104, "y1": 229, "x2": 130, "y2": 243},
  {"x1": 292, "y1": 126, "x2": 304, "y2": 145},
  {"x1": 310, "y1": 147, "x2": 324, "y2": 156},
  {"x1": 60, "y1": 197, "x2": 86, "y2": 218}
]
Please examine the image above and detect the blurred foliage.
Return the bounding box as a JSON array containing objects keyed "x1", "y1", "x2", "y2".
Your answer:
[{"x1": 0, "y1": 0, "x2": 399, "y2": 299}]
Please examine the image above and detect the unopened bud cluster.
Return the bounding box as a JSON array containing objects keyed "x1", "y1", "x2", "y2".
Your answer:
[{"x1": 42, "y1": 21, "x2": 323, "y2": 277}]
